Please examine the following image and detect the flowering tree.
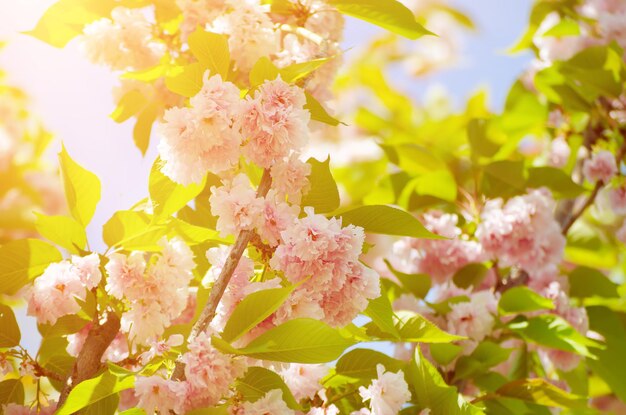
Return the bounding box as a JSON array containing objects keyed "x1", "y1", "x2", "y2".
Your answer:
[{"x1": 1, "y1": 0, "x2": 626, "y2": 414}]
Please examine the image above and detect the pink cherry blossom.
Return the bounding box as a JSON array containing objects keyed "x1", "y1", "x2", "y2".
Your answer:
[
  {"x1": 140, "y1": 334, "x2": 184, "y2": 365},
  {"x1": 0, "y1": 353, "x2": 12, "y2": 376},
  {"x1": 71, "y1": 253, "x2": 102, "y2": 289},
  {"x1": 392, "y1": 211, "x2": 484, "y2": 284},
  {"x1": 241, "y1": 77, "x2": 310, "y2": 168},
  {"x1": 181, "y1": 331, "x2": 247, "y2": 410},
  {"x1": 608, "y1": 184, "x2": 626, "y2": 215},
  {"x1": 358, "y1": 364, "x2": 411, "y2": 415},
  {"x1": 210, "y1": 174, "x2": 265, "y2": 238},
  {"x1": 617, "y1": 220, "x2": 626, "y2": 243},
  {"x1": 270, "y1": 155, "x2": 311, "y2": 205},
  {"x1": 308, "y1": 405, "x2": 341, "y2": 415},
  {"x1": 583, "y1": 150, "x2": 617, "y2": 183},
  {"x1": 158, "y1": 73, "x2": 243, "y2": 185},
  {"x1": 134, "y1": 376, "x2": 187, "y2": 415},
  {"x1": 238, "y1": 389, "x2": 294, "y2": 415},
  {"x1": 176, "y1": 0, "x2": 226, "y2": 41},
  {"x1": 279, "y1": 364, "x2": 328, "y2": 400},
  {"x1": 446, "y1": 291, "x2": 497, "y2": 343},
  {"x1": 548, "y1": 136, "x2": 571, "y2": 168},
  {"x1": 105, "y1": 251, "x2": 146, "y2": 299},
  {"x1": 477, "y1": 188, "x2": 566, "y2": 273},
  {"x1": 256, "y1": 190, "x2": 300, "y2": 247},
  {"x1": 26, "y1": 261, "x2": 86, "y2": 325},
  {"x1": 81, "y1": 7, "x2": 165, "y2": 71}
]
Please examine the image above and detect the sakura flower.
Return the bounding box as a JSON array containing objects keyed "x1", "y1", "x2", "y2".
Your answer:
[
  {"x1": 309, "y1": 405, "x2": 341, "y2": 415},
  {"x1": 18, "y1": 360, "x2": 37, "y2": 378},
  {"x1": 158, "y1": 73, "x2": 243, "y2": 185},
  {"x1": 209, "y1": 0, "x2": 279, "y2": 72},
  {"x1": 176, "y1": 0, "x2": 226, "y2": 41},
  {"x1": 241, "y1": 77, "x2": 310, "y2": 168},
  {"x1": 446, "y1": 291, "x2": 497, "y2": 344},
  {"x1": 279, "y1": 364, "x2": 328, "y2": 400},
  {"x1": 548, "y1": 136, "x2": 571, "y2": 168},
  {"x1": 609, "y1": 184, "x2": 626, "y2": 215},
  {"x1": 26, "y1": 261, "x2": 86, "y2": 325},
  {"x1": 0, "y1": 353, "x2": 12, "y2": 376},
  {"x1": 583, "y1": 150, "x2": 617, "y2": 184},
  {"x1": 71, "y1": 253, "x2": 101, "y2": 289},
  {"x1": 105, "y1": 251, "x2": 146, "y2": 299},
  {"x1": 618, "y1": 220, "x2": 626, "y2": 243},
  {"x1": 477, "y1": 188, "x2": 565, "y2": 273},
  {"x1": 140, "y1": 334, "x2": 184, "y2": 365},
  {"x1": 256, "y1": 190, "x2": 300, "y2": 247},
  {"x1": 358, "y1": 364, "x2": 411, "y2": 415},
  {"x1": 392, "y1": 211, "x2": 484, "y2": 284},
  {"x1": 270, "y1": 155, "x2": 311, "y2": 204},
  {"x1": 81, "y1": 7, "x2": 165, "y2": 71},
  {"x1": 203, "y1": 246, "x2": 255, "y2": 289},
  {"x1": 210, "y1": 174, "x2": 265, "y2": 238},
  {"x1": 239, "y1": 389, "x2": 294, "y2": 415},
  {"x1": 181, "y1": 331, "x2": 247, "y2": 409},
  {"x1": 134, "y1": 376, "x2": 187, "y2": 415}
]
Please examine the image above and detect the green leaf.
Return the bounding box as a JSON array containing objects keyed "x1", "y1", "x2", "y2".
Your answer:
[
  {"x1": 133, "y1": 101, "x2": 159, "y2": 155},
  {"x1": 452, "y1": 263, "x2": 489, "y2": 289},
  {"x1": 34, "y1": 213, "x2": 87, "y2": 253},
  {"x1": 542, "y1": 18, "x2": 580, "y2": 37},
  {"x1": 338, "y1": 205, "x2": 438, "y2": 239},
  {"x1": 335, "y1": 348, "x2": 406, "y2": 380},
  {"x1": 149, "y1": 158, "x2": 206, "y2": 219},
  {"x1": 481, "y1": 160, "x2": 526, "y2": 198},
  {"x1": 301, "y1": 157, "x2": 340, "y2": 213},
  {"x1": 304, "y1": 92, "x2": 341, "y2": 126},
  {"x1": 56, "y1": 370, "x2": 135, "y2": 415},
  {"x1": 364, "y1": 292, "x2": 401, "y2": 339},
  {"x1": 468, "y1": 118, "x2": 500, "y2": 158},
  {"x1": 526, "y1": 167, "x2": 585, "y2": 199},
  {"x1": 499, "y1": 287, "x2": 554, "y2": 315},
  {"x1": 38, "y1": 314, "x2": 90, "y2": 338},
  {"x1": 110, "y1": 89, "x2": 148, "y2": 123},
  {"x1": 328, "y1": 0, "x2": 432, "y2": 39},
  {"x1": 188, "y1": 29, "x2": 230, "y2": 79},
  {"x1": 213, "y1": 318, "x2": 355, "y2": 363},
  {"x1": 509, "y1": 315, "x2": 602, "y2": 358},
  {"x1": 221, "y1": 286, "x2": 294, "y2": 343},
  {"x1": 407, "y1": 347, "x2": 483, "y2": 415},
  {"x1": 0, "y1": 304, "x2": 20, "y2": 347},
  {"x1": 0, "y1": 379, "x2": 24, "y2": 406},
  {"x1": 568, "y1": 267, "x2": 619, "y2": 299},
  {"x1": 83, "y1": 394, "x2": 119, "y2": 415},
  {"x1": 102, "y1": 210, "x2": 166, "y2": 251},
  {"x1": 384, "y1": 259, "x2": 431, "y2": 298},
  {"x1": 59, "y1": 144, "x2": 101, "y2": 226},
  {"x1": 411, "y1": 170, "x2": 458, "y2": 202},
  {"x1": 430, "y1": 343, "x2": 463, "y2": 366},
  {"x1": 494, "y1": 378, "x2": 587, "y2": 409},
  {"x1": 236, "y1": 367, "x2": 301, "y2": 410},
  {"x1": 165, "y1": 62, "x2": 205, "y2": 97},
  {"x1": 366, "y1": 311, "x2": 464, "y2": 343},
  {"x1": 0, "y1": 239, "x2": 62, "y2": 295},
  {"x1": 280, "y1": 57, "x2": 330, "y2": 83},
  {"x1": 249, "y1": 57, "x2": 280, "y2": 87},
  {"x1": 454, "y1": 341, "x2": 513, "y2": 380}
]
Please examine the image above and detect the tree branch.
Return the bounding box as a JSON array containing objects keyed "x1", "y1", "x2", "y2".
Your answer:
[
  {"x1": 56, "y1": 311, "x2": 121, "y2": 409},
  {"x1": 171, "y1": 169, "x2": 272, "y2": 381}
]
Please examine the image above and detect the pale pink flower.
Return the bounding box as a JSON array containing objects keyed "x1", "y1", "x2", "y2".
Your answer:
[
  {"x1": 203, "y1": 246, "x2": 254, "y2": 289},
  {"x1": 548, "y1": 136, "x2": 571, "y2": 168},
  {"x1": 209, "y1": 0, "x2": 279, "y2": 72},
  {"x1": 609, "y1": 184, "x2": 626, "y2": 215},
  {"x1": 181, "y1": 331, "x2": 247, "y2": 409},
  {"x1": 618, "y1": 220, "x2": 626, "y2": 243},
  {"x1": 270, "y1": 155, "x2": 311, "y2": 204},
  {"x1": 158, "y1": 74, "x2": 243, "y2": 184},
  {"x1": 18, "y1": 360, "x2": 37, "y2": 378},
  {"x1": 210, "y1": 174, "x2": 265, "y2": 237},
  {"x1": 176, "y1": 0, "x2": 226, "y2": 41},
  {"x1": 81, "y1": 7, "x2": 165, "y2": 71},
  {"x1": 392, "y1": 211, "x2": 484, "y2": 284},
  {"x1": 477, "y1": 189, "x2": 566, "y2": 273},
  {"x1": 0, "y1": 353, "x2": 12, "y2": 376},
  {"x1": 239, "y1": 389, "x2": 294, "y2": 415},
  {"x1": 26, "y1": 261, "x2": 86, "y2": 325},
  {"x1": 71, "y1": 253, "x2": 101, "y2": 289},
  {"x1": 241, "y1": 77, "x2": 310, "y2": 168},
  {"x1": 140, "y1": 334, "x2": 184, "y2": 365},
  {"x1": 105, "y1": 251, "x2": 146, "y2": 299},
  {"x1": 583, "y1": 150, "x2": 617, "y2": 183},
  {"x1": 3, "y1": 404, "x2": 31, "y2": 415},
  {"x1": 308, "y1": 405, "x2": 340, "y2": 415},
  {"x1": 134, "y1": 376, "x2": 187, "y2": 415},
  {"x1": 358, "y1": 364, "x2": 411, "y2": 415},
  {"x1": 119, "y1": 388, "x2": 140, "y2": 411},
  {"x1": 280, "y1": 364, "x2": 328, "y2": 400},
  {"x1": 256, "y1": 190, "x2": 300, "y2": 247},
  {"x1": 533, "y1": 13, "x2": 595, "y2": 63},
  {"x1": 546, "y1": 349, "x2": 581, "y2": 372},
  {"x1": 446, "y1": 291, "x2": 497, "y2": 343}
]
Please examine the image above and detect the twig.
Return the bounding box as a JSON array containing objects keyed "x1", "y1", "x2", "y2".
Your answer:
[
  {"x1": 56, "y1": 312, "x2": 121, "y2": 409},
  {"x1": 33, "y1": 362, "x2": 64, "y2": 382},
  {"x1": 561, "y1": 180, "x2": 603, "y2": 235},
  {"x1": 171, "y1": 169, "x2": 272, "y2": 381}
]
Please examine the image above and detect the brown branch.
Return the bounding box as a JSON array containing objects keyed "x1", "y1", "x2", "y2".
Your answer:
[
  {"x1": 561, "y1": 180, "x2": 603, "y2": 235},
  {"x1": 33, "y1": 362, "x2": 64, "y2": 382},
  {"x1": 56, "y1": 311, "x2": 121, "y2": 409},
  {"x1": 171, "y1": 169, "x2": 272, "y2": 381}
]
